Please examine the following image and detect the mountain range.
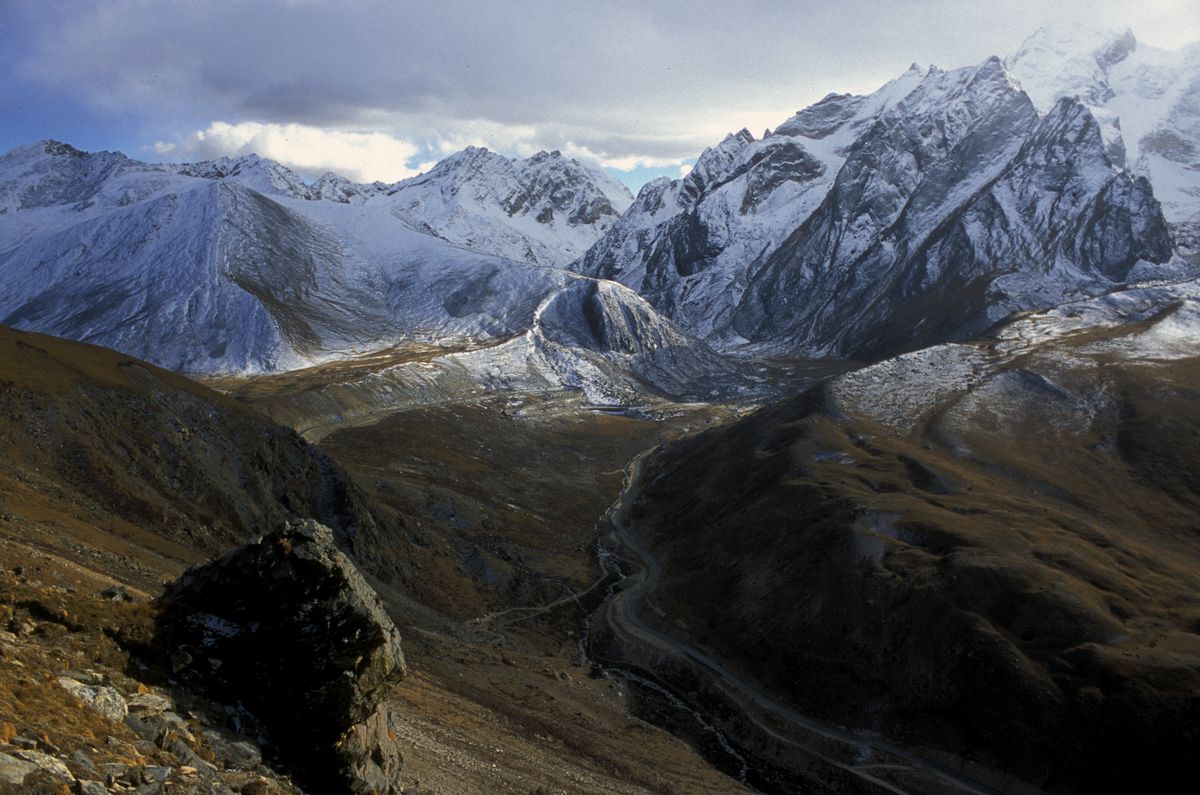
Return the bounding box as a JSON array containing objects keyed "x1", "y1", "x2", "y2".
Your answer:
[
  {"x1": 2, "y1": 29, "x2": 1197, "y2": 400},
  {"x1": 2, "y1": 26, "x2": 1200, "y2": 793}
]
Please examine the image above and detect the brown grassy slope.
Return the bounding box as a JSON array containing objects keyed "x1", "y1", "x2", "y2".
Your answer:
[
  {"x1": 0, "y1": 326, "x2": 749, "y2": 794},
  {"x1": 629, "y1": 351, "x2": 1200, "y2": 792},
  {"x1": 0, "y1": 324, "x2": 403, "y2": 590},
  {"x1": 320, "y1": 400, "x2": 670, "y2": 611}
]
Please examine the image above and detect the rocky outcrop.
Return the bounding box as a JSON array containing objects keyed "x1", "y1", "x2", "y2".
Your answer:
[
  {"x1": 1005, "y1": 28, "x2": 1200, "y2": 262},
  {"x1": 155, "y1": 520, "x2": 406, "y2": 795}
]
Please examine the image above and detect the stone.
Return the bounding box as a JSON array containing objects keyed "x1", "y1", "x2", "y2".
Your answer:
[
  {"x1": 12, "y1": 749, "x2": 72, "y2": 781},
  {"x1": 0, "y1": 751, "x2": 37, "y2": 785},
  {"x1": 334, "y1": 705, "x2": 404, "y2": 795},
  {"x1": 10, "y1": 769, "x2": 72, "y2": 794},
  {"x1": 94, "y1": 585, "x2": 133, "y2": 602},
  {"x1": 76, "y1": 782, "x2": 107, "y2": 795},
  {"x1": 65, "y1": 750, "x2": 98, "y2": 780},
  {"x1": 57, "y1": 677, "x2": 128, "y2": 723},
  {"x1": 124, "y1": 714, "x2": 159, "y2": 744},
  {"x1": 127, "y1": 693, "x2": 173, "y2": 714},
  {"x1": 198, "y1": 727, "x2": 261, "y2": 771},
  {"x1": 161, "y1": 736, "x2": 215, "y2": 776},
  {"x1": 58, "y1": 671, "x2": 103, "y2": 685},
  {"x1": 156, "y1": 520, "x2": 406, "y2": 794},
  {"x1": 97, "y1": 762, "x2": 135, "y2": 786}
]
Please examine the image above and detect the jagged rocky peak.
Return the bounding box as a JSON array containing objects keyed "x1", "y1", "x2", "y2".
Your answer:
[
  {"x1": 313, "y1": 170, "x2": 369, "y2": 203},
  {"x1": 382, "y1": 144, "x2": 633, "y2": 266},
  {"x1": 1006, "y1": 26, "x2": 1138, "y2": 112},
  {"x1": 774, "y1": 93, "x2": 867, "y2": 140},
  {"x1": 0, "y1": 139, "x2": 157, "y2": 214},
  {"x1": 41, "y1": 139, "x2": 89, "y2": 158},
  {"x1": 1006, "y1": 26, "x2": 1200, "y2": 260},
  {"x1": 527, "y1": 277, "x2": 744, "y2": 405},
  {"x1": 683, "y1": 128, "x2": 755, "y2": 197},
  {"x1": 173, "y1": 152, "x2": 320, "y2": 199}
]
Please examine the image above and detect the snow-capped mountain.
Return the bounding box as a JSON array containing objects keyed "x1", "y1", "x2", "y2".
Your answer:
[
  {"x1": 167, "y1": 145, "x2": 633, "y2": 268},
  {"x1": 4, "y1": 27, "x2": 1195, "y2": 389},
  {"x1": 578, "y1": 40, "x2": 1190, "y2": 361},
  {"x1": 379, "y1": 147, "x2": 632, "y2": 267},
  {"x1": 0, "y1": 141, "x2": 726, "y2": 403},
  {"x1": 1006, "y1": 27, "x2": 1200, "y2": 261}
]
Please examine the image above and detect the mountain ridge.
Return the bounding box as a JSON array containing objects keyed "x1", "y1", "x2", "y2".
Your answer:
[
  {"x1": 0, "y1": 140, "x2": 727, "y2": 408},
  {"x1": 577, "y1": 38, "x2": 1194, "y2": 361}
]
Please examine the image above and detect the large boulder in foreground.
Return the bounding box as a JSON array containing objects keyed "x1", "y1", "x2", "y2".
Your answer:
[{"x1": 156, "y1": 520, "x2": 405, "y2": 794}]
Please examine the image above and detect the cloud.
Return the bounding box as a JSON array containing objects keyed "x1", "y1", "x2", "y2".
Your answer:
[
  {"x1": 558, "y1": 142, "x2": 690, "y2": 173},
  {"x1": 7, "y1": 0, "x2": 1200, "y2": 183},
  {"x1": 159, "y1": 122, "x2": 423, "y2": 182}
]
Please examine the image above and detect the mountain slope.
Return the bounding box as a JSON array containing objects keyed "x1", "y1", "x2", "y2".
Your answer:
[
  {"x1": 381, "y1": 146, "x2": 633, "y2": 267},
  {"x1": 171, "y1": 145, "x2": 635, "y2": 267},
  {"x1": 0, "y1": 323, "x2": 748, "y2": 795},
  {"x1": 578, "y1": 47, "x2": 1185, "y2": 360},
  {"x1": 617, "y1": 278, "x2": 1200, "y2": 791},
  {"x1": 0, "y1": 324, "x2": 399, "y2": 587}
]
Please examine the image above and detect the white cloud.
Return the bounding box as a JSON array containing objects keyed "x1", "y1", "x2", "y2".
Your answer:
[
  {"x1": 422, "y1": 119, "x2": 542, "y2": 157},
  {"x1": 558, "y1": 142, "x2": 690, "y2": 172},
  {"x1": 678, "y1": 163, "x2": 694, "y2": 178},
  {"x1": 160, "y1": 121, "x2": 423, "y2": 183}
]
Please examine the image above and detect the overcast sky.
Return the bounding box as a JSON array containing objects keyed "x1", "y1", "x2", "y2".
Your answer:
[{"x1": 1, "y1": 0, "x2": 1197, "y2": 189}]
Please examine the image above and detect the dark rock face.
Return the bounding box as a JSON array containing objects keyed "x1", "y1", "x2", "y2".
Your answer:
[
  {"x1": 156, "y1": 520, "x2": 406, "y2": 794},
  {"x1": 737, "y1": 94, "x2": 1173, "y2": 359},
  {"x1": 738, "y1": 140, "x2": 825, "y2": 214},
  {"x1": 773, "y1": 93, "x2": 868, "y2": 140}
]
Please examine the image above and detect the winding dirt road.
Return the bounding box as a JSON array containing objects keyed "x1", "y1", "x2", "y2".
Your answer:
[{"x1": 596, "y1": 452, "x2": 1008, "y2": 795}]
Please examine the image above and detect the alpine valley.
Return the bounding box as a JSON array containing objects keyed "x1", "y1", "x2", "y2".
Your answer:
[{"x1": 1, "y1": 26, "x2": 1199, "y2": 795}]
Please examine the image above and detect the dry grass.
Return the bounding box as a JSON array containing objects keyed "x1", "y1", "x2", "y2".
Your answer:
[{"x1": 627, "y1": 351, "x2": 1200, "y2": 791}]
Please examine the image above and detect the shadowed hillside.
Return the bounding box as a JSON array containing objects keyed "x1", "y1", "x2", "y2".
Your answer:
[{"x1": 619, "y1": 292, "x2": 1200, "y2": 792}]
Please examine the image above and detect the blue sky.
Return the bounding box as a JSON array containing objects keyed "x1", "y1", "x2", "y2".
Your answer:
[{"x1": 2, "y1": 0, "x2": 1197, "y2": 191}]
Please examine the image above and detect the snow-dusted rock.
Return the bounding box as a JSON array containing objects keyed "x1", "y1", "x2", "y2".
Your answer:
[
  {"x1": 1006, "y1": 28, "x2": 1200, "y2": 259},
  {"x1": 57, "y1": 676, "x2": 129, "y2": 723},
  {"x1": 379, "y1": 146, "x2": 632, "y2": 267},
  {"x1": 830, "y1": 275, "x2": 1200, "y2": 433}
]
